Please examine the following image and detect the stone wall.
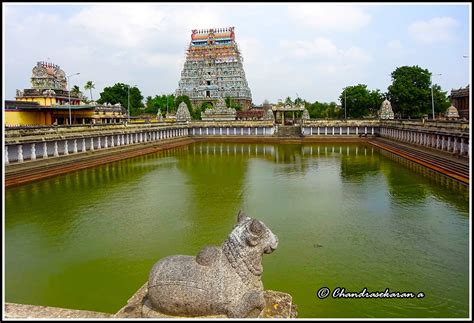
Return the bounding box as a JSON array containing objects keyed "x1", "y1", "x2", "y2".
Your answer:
[{"x1": 4, "y1": 119, "x2": 469, "y2": 165}]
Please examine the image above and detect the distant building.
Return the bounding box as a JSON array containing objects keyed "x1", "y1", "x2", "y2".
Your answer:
[
  {"x1": 449, "y1": 85, "x2": 469, "y2": 120},
  {"x1": 5, "y1": 100, "x2": 127, "y2": 127},
  {"x1": 175, "y1": 27, "x2": 252, "y2": 110},
  {"x1": 5, "y1": 61, "x2": 127, "y2": 126}
]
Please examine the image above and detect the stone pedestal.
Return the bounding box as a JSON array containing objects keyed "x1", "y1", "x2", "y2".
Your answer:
[{"x1": 114, "y1": 283, "x2": 297, "y2": 319}]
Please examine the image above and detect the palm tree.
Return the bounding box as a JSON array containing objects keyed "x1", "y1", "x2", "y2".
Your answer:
[
  {"x1": 84, "y1": 81, "x2": 95, "y2": 101},
  {"x1": 71, "y1": 85, "x2": 81, "y2": 95}
]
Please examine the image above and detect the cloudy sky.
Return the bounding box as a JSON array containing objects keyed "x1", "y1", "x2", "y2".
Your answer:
[{"x1": 3, "y1": 3, "x2": 471, "y2": 105}]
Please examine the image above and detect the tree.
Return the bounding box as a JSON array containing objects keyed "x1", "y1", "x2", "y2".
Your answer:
[
  {"x1": 71, "y1": 85, "x2": 81, "y2": 96},
  {"x1": 387, "y1": 65, "x2": 432, "y2": 118},
  {"x1": 294, "y1": 97, "x2": 304, "y2": 106},
  {"x1": 225, "y1": 96, "x2": 232, "y2": 108},
  {"x1": 368, "y1": 89, "x2": 384, "y2": 116},
  {"x1": 431, "y1": 84, "x2": 451, "y2": 116},
  {"x1": 84, "y1": 81, "x2": 95, "y2": 101},
  {"x1": 189, "y1": 102, "x2": 213, "y2": 120},
  {"x1": 305, "y1": 101, "x2": 343, "y2": 119},
  {"x1": 230, "y1": 102, "x2": 242, "y2": 111},
  {"x1": 175, "y1": 95, "x2": 192, "y2": 111},
  {"x1": 284, "y1": 96, "x2": 293, "y2": 105},
  {"x1": 144, "y1": 94, "x2": 176, "y2": 115},
  {"x1": 339, "y1": 84, "x2": 378, "y2": 118},
  {"x1": 97, "y1": 83, "x2": 144, "y2": 116}
]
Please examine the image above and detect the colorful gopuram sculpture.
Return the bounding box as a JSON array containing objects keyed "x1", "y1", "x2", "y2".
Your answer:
[{"x1": 175, "y1": 27, "x2": 252, "y2": 111}]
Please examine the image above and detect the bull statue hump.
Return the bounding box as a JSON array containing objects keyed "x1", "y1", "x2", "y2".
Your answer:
[{"x1": 147, "y1": 211, "x2": 279, "y2": 318}]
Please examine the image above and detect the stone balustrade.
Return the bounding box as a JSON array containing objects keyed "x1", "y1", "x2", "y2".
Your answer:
[
  {"x1": 4, "y1": 124, "x2": 189, "y2": 164},
  {"x1": 4, "y1": 119, "x2": 469, "y2": 165},
  {"x1": 379, "y1": 119, "x2": 469, "y2": 156}
]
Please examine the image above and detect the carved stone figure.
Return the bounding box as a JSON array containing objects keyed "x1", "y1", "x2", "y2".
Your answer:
[{"x1": 147, "y1": 211, "x2": 279, "y2": 318}]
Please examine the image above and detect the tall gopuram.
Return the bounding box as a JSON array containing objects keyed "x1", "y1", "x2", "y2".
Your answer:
[{"x1": 175, "y1": 27, "x2": 252, "y2": 110}]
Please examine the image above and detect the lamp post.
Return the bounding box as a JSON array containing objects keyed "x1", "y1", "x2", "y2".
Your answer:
[
  {"x1": 431, "y1": 73, "x2": 442, "y2": 120},
  {"x1": 344, "y1": 88, "x2": 347, "y2": 120},
  {"x1": 67, "y1": 72, "x2": 80, "y2": 125},
  {"x1": 127, "y1": 84, "x2": 137, "y2": 123}
]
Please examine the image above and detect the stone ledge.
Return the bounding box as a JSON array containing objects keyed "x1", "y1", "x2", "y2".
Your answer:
[
  {"x1": 4, "y1": 303, "x2": 112, "y2": 319},
  {"x1": 114, "y1": 283, "x2": 298, "y2": 318}
]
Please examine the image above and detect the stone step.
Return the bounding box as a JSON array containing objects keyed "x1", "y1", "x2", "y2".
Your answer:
[{"x1": 275, "y1": 126, "x2": 302, "y2": 137}]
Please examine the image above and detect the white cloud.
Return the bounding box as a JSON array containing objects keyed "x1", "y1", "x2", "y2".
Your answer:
[
  {"x1": 280, "y1": 37, "x2": 338, "y2": 58},
  {"x1": 387, "y1": 40, "x2": 403, "y2": 51},
  {"x1": 4, "y1": 4, "x2": 469, "y2": 105},
  {"x1": 288, "y1": 4, "x2": 371, "y2": 31},
  {"x1": 69, "y1": 4, "x2": 225, "y2": 50},
  {"x1": 280, "y1": 37, "x2": 371, "y2": 65},
  {"x1": 408, "y1": 17, "x2": 459, "y2": 44}
]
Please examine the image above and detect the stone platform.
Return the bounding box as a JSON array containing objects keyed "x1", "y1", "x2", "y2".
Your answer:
[
  {"x1": 114, "y1": 283, "x2": 298, "y2": 319},
  {"x1": 4, "y1": 303, "x2": 112, "y2": 319}
]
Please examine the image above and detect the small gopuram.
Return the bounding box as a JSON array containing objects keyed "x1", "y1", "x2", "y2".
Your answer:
[
  {"x1": 445, "y1": 104, "x2": 460, "y2": 120},
  {"x1": 271, "y1": 104, "x2": 305, "y2": 125},
  {"x1": 378, "y1": 99, "x2": 395, "y2": 119},
  {"x1": 175, "y1": 102, "x2": 192, "y2": 122},
  {"x1": 175, "y1": 27, "x2": 252, "y2": 110},
  {"x1": 15, "y1": 61, "x2": 81, "y2": 107},
  {"x1": 201, "y1": 98, "x2": 236, "y2": 121}
]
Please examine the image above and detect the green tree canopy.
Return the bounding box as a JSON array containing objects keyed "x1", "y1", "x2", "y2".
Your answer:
[
  {"x1": 430, "y1": 84, "x2": 451, "y2": 117},
  {"x1": 97, "y1": 83, "x2": 144, "y2": 116},
  {"x1": 339, "y1": 84, "x2": 382, "y2": 118},
  {"x1": 224, "y1": 96, "x2": 242, "y2": 111},
  {"x1": 386, "y1": 65, "x2": 432, "y2": 118},
  {"x1": 175, "y1": 95, "x2": 193, "y2": 111},
  {"x1": 145, "y1": 94, "x2": 175, "y2": 115},
  {"x1": 305, "y1": 101, "x2": 343, "y2": 119},
  {"x1": 189, "y1": 102, "x2": 213, "y2": 120}
]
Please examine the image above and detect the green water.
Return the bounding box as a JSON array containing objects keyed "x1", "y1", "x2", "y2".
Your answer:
[{"x1": 5, "y1": 143, "x2": 469, "y2": 318}]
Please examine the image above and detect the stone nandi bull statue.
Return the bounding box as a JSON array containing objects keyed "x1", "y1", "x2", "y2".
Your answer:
[{"x1": 147, "y1": 211, "x2": 279, "y2": 318}]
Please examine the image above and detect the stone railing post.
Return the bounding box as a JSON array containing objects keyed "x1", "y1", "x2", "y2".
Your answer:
[
  {"x1": 43, "y1": 142, "x2": 48, "y2": 159},
  {"x1": 54, "y1": 141, "x2": 59, "y2": 157},
  {"x1": 31, "y1": 143, "x2": 36, "y2": 161},
  {"x1": 18, "y1": 145, "x2": 24, "y2": 163}
]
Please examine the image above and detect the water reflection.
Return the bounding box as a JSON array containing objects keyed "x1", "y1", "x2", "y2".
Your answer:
[{"x1": 5, "y1": 142, "x2": 469, "y2": 317}]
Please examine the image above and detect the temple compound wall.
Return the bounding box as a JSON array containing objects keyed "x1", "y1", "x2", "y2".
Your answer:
[{"x1": 4, "y1": 119, "x2": 469, "y2": 165}]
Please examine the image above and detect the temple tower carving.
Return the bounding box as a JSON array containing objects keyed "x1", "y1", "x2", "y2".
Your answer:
[{"x1": 175, "y1": 27, "x2": 252, "y2": 110}]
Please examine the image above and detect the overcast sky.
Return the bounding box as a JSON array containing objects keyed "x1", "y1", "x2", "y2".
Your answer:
[{"x1": 3, "y1": 2, "x2": 471, "y2": 105}]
